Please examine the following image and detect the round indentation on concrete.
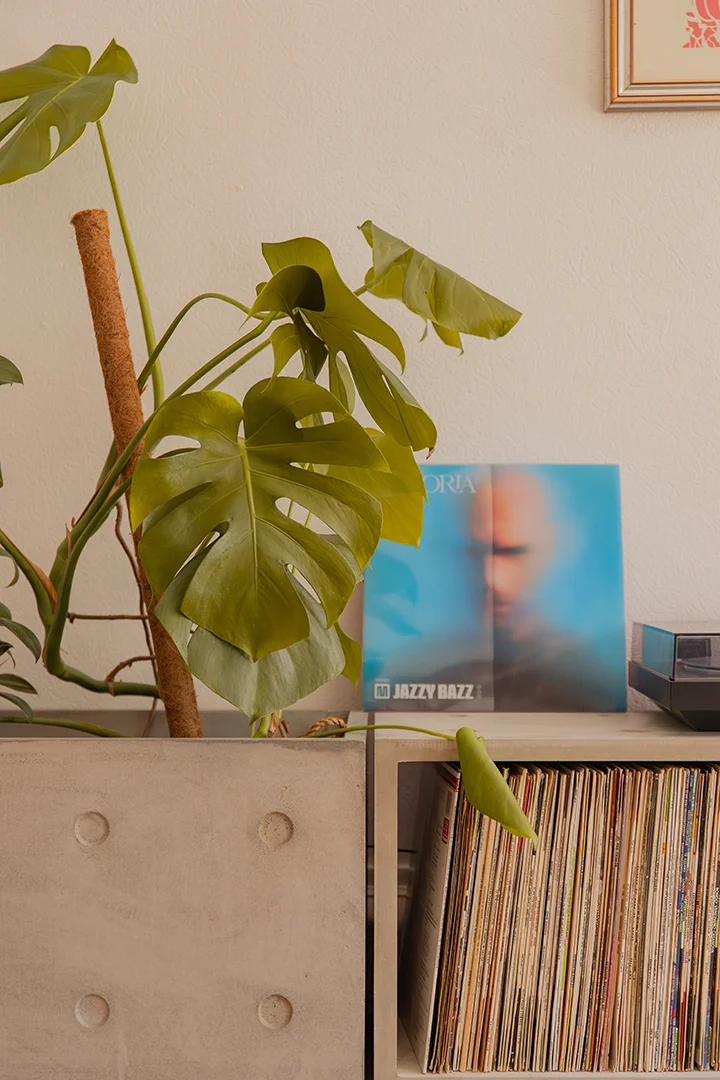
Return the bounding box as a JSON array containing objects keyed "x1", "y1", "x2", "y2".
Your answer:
[
  {"x1": 258, "y1": 994, "x2": 293, "y2": 1030},
  {"x1": 74, "y1": 812, "x2": 110, "y2": 847},
  {"x1": 258, "y1": 811, "x2": 294, "y2": 849},
  {"x1": 75, "y1": 994, "x2": 110, "y2": 1028}
]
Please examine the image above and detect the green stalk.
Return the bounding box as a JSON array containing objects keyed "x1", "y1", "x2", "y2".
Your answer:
[
  {"x1": 96, "y1": 120, "x2": 164, "y2": 407},
  {"x1": 0, "y1": 529, "x2": 54, "y2": 628},
  {"x1": 304, "y1": 724, "x2": 456, "y2": 740},
  {"x1": 49, "y1": 440, "x2": 119, "y2": 588},
  {"x1": 43, "y1": 479, "x2": 158, "y2": 699},
  {"x1": 137, "y1": 292, "x2": 255, "y2": 392},
  {"x1": 253, "y1": 714, "x2": 273, "y2": 738},
  {"x1": 71, "y1": 316, "x2": 275, "y2": 552},
  {"x1": 42, "y1": 315, "x2": 273, "y2": 695},
  {"x1": 0, "y1": 715, "x2": 129, "y2": 737},
  {"x1": 203, "y1": 337, "x2": 272, "y2": 390}
]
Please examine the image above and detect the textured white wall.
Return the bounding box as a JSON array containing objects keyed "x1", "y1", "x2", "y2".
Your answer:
[{"x1": 1, "y1": 0, "x2": 718, "y2": 720}]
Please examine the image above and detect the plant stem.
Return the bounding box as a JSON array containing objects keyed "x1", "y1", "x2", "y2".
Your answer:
[
  {"x1": 304, "y1": 723, "x2": 456, "y2": 741},
  {"x1": 55, "y1": 313, "x2": 275, "y2": 600},
  {"x1": 252, "y1": 714, "x2": 273, "y2": 738},
  {"x1": 39, "y1": 316, "x2": 273, "y2": 706},
  {"x1": 0, "y1": 529, "x2": 55, "y2": 628},
  {"x1": 43, "y1": 479, "x2": 158, "y2": 699},
  {"x1": 0, "y1": 715, "x2": 129, "y2": 737},
  {"x1": 96, "y1": 120, "x2": 164, "y2": 407},
  {"x1": 71, "y1": 316, "x2": 275, "y2": 554},
  {"x1": 137, "y1": 292, "x2": 255, "y2": 392},
  {"x1": 203, "y1": 337, "x2": 272, "y2": 389}
]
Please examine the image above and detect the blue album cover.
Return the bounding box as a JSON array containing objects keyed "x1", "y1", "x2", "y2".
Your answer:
[{"x1": 362, "y1": 465, "x2": 626, "y2": 712}]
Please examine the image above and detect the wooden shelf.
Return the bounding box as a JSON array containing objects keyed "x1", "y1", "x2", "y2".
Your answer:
[
  {"x1": 372, "y1": 712, "x2": 720, "y2": 1078},
  {"x1": 373, "y1": 710, "x2": 720, "y2": 762}
]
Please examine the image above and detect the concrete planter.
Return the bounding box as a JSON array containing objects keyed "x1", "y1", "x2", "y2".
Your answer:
[{"x1": 0, "y1": 727, "x2": 365, "y2": 1079}]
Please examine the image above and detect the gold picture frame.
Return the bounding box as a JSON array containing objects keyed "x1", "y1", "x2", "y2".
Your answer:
[{"x1": 607, "y1": 0, "x2": 720, "y2": 110}]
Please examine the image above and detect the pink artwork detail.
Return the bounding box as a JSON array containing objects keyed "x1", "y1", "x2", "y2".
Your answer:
[{"x1": 685, "y1": 0, "x2": 720, "y2": 47}]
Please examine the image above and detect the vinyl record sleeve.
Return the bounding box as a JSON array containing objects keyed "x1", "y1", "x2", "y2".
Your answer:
[{"x1": 362, "y1": 464, "x2": 627, "y2": 712}]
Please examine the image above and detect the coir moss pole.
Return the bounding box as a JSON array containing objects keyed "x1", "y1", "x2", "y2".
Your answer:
[{"x1": 71, "y1": 208, "x2": 204, "y2": 739}]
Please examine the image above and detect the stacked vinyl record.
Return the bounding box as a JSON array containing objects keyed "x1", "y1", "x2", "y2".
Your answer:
[{"x1": 401, "y1": 763, "x2": 720, "y2": 1073}]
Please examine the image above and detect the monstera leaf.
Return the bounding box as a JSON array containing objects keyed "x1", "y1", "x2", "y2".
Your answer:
[
  {"x1": 456, "y1": 727, "x2": 538, "y2": 846},
  {"x1": 251, "y1": 238, "x2": 437, "y2": 452},
  {"x1": 155, "y1": 543, "x2": 360, "y2": 719},
  {"x1": 0, "y1": 40, "x2": 137, "y2": 185},
  {"x1": 270, "y1": 318, "x2": 327, "y2": 382},
  {"x1": 0, "y1": 601, "x2": 39, "y2": 719},
  {"x1": 360, "y1": 221, "x2": 522, "y2": 351},
  {"x1": 328, "y1": 429, "x2": 426, "y2": 546},
  {"x1": 0, "y1": 357, "x2": 22, "y2": 386},
  {"x1": 130, "y1": 377, "x2": 386, "y2": 661},
  {"x1": 0, "y1": 601, "x2": 41, "y2": 660}
]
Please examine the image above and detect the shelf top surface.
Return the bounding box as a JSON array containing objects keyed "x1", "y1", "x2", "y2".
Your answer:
[{"x1": 372, "y1": 710, "x2": 720, "y2": 762}]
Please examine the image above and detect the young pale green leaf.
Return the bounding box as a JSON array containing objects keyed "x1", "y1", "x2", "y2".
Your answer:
[
  {"x1": 456, "y1": 727, "x2": 538, "y2": 848},
  {"x1": 328, "y1": 429, "x2": 426, "y2": 546},
  {"x1": 0, "y1": 672, "x2": 37, "y2": 694},
  {"x1": 360, "y1": 221, "x2": 522, "y2": 348},
  {"x1": 131, "y1": 377, "x2": 386, "y2": 662},
  {"x1": 0, "y1": 356, "x2": 23, "y2": 386},
  {"x1": 0, "y1": 41, "x2": 137, "y2": 186},
  {"x1": 0, "y1": 690, "x2": 34, "y2": 719},
  {"x1": 155, "y1": 545, "x2": 348, "y2": 720},
  {"x1": 250, "y1": 236, "x2": 436, "y2": 452}
]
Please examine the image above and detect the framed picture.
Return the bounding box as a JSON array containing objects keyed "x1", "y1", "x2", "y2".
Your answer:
[{"x1": 607, "y1": 0, "x2": 720, "y2": 109}]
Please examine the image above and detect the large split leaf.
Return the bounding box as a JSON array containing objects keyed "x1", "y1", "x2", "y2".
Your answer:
[
  {"x1": 155, "y1": 544, "x2": 357, "y2": 720},
  {"x1": 328, "y1": 429, "x2": 425, "y2": 546},
  {"x1": 360, "y1": 221, "x2": 522, "y2": 350},
  {"x1": 251, "y1": 238, "x2": 437, "y2": 452},
  {"x1": 131, "y1": 377, "x2": 386, "y2": 661},
  {"x1": 0, "y1": 41, "x2": 137, "y2": 185},
  {"x1": 456, "y1": 727, "x2": 538, "y2": 847}
]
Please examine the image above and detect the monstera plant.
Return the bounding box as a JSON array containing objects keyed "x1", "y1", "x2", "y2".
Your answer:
[{"x1": 0, "y1": 41, "x2": 535, "y2": 841}]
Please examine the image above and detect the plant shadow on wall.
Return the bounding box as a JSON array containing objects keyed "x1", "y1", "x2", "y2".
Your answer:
[{"x1": 0, "y1": 40, "x2": 535, "y2": 842}]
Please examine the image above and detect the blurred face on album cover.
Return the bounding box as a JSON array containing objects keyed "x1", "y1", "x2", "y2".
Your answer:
[{"x1": 362, "y1": 464, "x2": 626, "y2": 713}]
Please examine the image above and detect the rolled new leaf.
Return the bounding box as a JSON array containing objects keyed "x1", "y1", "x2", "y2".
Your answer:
[{"x1": 456, "y1": 727, "x2": 538, "y2": 848}]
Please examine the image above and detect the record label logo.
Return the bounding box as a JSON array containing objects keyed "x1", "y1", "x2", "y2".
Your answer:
[{"x1": 374, "y1": 680, "x2": 391, "y2": 700}]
